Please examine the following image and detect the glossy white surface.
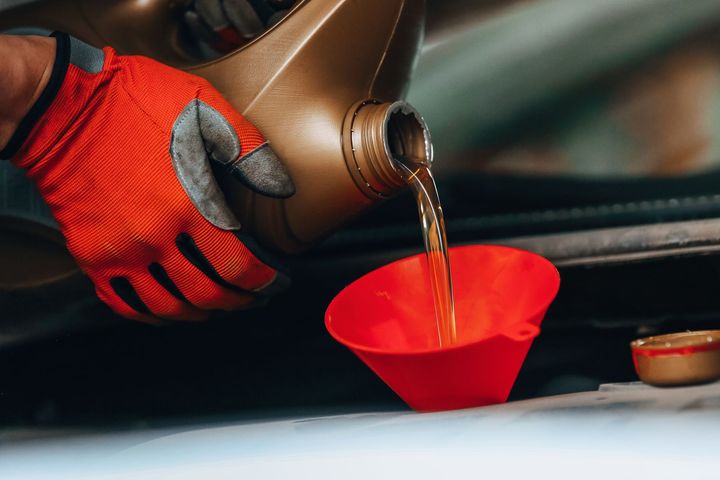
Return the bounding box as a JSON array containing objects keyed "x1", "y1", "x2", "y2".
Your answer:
[{"x1": 2, "y1": 382, "x2": 720, "y2": 479}]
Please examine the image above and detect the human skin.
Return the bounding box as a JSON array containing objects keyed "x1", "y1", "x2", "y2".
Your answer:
[{"x1": 0, "y1": 35, "x2": 56, "y2": 151}]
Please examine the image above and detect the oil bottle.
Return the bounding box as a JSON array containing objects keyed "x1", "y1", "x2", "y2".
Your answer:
[{"x1": 0, "y1": 0, "x2": 431, "y2": 253}]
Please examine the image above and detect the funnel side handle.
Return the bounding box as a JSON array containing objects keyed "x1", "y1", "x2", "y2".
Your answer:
[{"x1": 502, "y1": 323, "x2": 540, "y2": 342}]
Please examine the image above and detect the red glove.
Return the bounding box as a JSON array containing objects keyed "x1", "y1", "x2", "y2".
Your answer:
[{"x1": 1, "y1": 32, "x2": 295, "y2": 322}]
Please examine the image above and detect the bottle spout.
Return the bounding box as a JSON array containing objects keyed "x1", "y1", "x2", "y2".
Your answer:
[{"x1": 344, "y1": 100, "x2": 433, "y2": 198}]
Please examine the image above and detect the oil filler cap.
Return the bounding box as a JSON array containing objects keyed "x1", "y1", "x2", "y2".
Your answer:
[{"x1": 631, "y1": 330, "x2": 720, "y2": 386}]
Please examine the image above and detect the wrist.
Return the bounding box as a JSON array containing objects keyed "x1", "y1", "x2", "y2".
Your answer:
[{"x1": 0, "y1": 35, "x2": 56, "y2": 153}]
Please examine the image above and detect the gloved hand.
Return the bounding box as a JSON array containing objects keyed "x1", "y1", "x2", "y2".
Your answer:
[
  {"x1": 183, "y1": 0, "x2": 295, "y2": 57},
  {"x1": 0, "y1": 32, "x2": 295, "y2": 322}
]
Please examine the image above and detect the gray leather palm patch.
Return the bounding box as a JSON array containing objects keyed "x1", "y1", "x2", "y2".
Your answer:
[
  {"x1": 171, "y1": 100, "x2": 243, "y2": 230},
  {"x1": 227, "y1": 143, "x2": 296, "y2": 199},
  {"x1": 170, "y1": 100, "x2": 295, "y2": 230}
]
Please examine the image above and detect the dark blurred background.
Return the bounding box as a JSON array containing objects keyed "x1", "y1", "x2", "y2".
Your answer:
[{"x1": 5, "y1": 0, "x2": 720, "y2": 434}]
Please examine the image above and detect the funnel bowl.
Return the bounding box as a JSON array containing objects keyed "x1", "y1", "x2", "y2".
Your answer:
[{"x1": 325, "y1": 245, "x2": 560, "y2": 411}]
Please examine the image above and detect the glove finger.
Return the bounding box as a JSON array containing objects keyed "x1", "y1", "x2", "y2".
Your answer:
[
  {"x1": 195, "y1": 0, "x2": 231, "y2": 30},
  {"x1": 246, "y1": 0, "x2": 276, "y2": 24},
  {"x1": 223, "y1": 0, "x2": 264, "y2": 37},
  {"x1": 165, "y1": 250, "x2": 257, "y2": 311},
  {"x1": 187, "y1": 228, "x2": 288, "y2": 294},
  {"x1": 267, "y1": 0, "x2": 295, "y2": 9},
  {"x1": 195, "y1": 91, "x2": 295, "y2": 198},
  {"x1": 138, "y1": 267, "x2": 210, "y2": 321},
  {"x1": 184, "y1": 10, "x2": 221, "y2": 46},
  {"x1": 185, "y1": 8, "x2": 238, "y2": 53},
  {"x1": 267, "y1": 9, "x2": 289, "y2": 28},
  {"x1": 193, "y1": 0, "x2": 247, "y2": 51},
  {"x1": 233, "y1": 230, "x2": 287, "y2": 274},
  {"x1": 225, "y1": 142, "x2": 295, "y2": 199},
  {"x1": 96, "y1": 280, "x2": 160, "y2": 324}
]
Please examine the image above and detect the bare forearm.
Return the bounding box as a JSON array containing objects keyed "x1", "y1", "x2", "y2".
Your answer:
[{"x1": 0, "y1": 35, "x2": 56, "y2": 151}]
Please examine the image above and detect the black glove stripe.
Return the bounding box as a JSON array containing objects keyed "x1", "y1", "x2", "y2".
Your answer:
[
  {"x1": 110, "y1": 277, "x2": 151, "y2": 315},
  {"x1": 148, "y1": 262, "x2": 192, "y2": 304},
  {"x1": 232, "y1": 232, "x2": 291, "y2": 294},
  {"x1": 175, "y1": 232, "x2": 254, "y2": 295},
  {"x1": 232, "y1": 231, "x2": 288, "y2": 275}
]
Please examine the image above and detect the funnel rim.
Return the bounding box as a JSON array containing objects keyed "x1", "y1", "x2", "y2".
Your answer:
[{"x1": 324, "y1": 245, "x2": 560, "y2": 357}]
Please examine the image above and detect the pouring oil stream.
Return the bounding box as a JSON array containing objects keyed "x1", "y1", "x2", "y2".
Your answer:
[{"x1": 396, "y1": 161, "x2": 457, "y2": 346}]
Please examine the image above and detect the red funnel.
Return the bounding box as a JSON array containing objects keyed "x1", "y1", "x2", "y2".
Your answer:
[{"x1": 325, "y1": 245, "x2": 560, "y2": 411}]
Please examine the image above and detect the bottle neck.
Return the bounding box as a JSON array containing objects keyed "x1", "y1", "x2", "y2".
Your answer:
[{"x1": 343, "y1": 100, "x2": 433, "y2": 198}]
